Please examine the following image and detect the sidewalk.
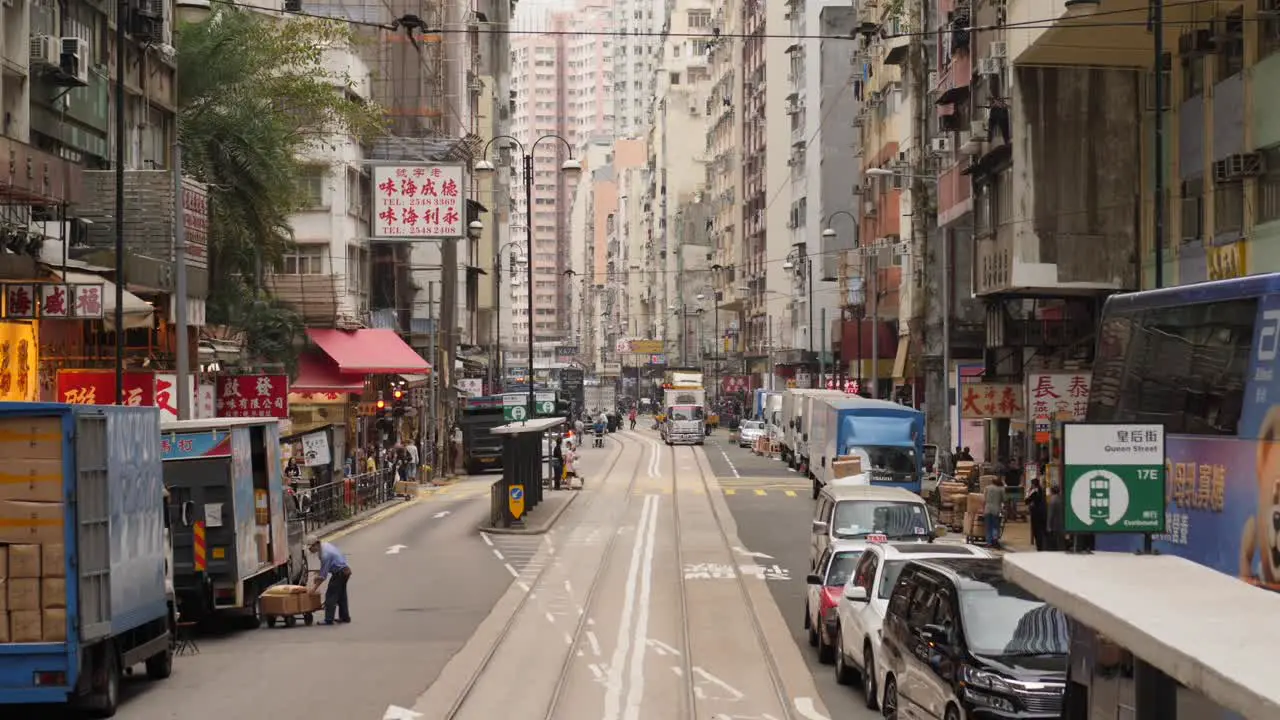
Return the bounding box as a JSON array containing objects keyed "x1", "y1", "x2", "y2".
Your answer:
[{"x1": 480, "y1": 487, "x2": 578, "y2": 535}]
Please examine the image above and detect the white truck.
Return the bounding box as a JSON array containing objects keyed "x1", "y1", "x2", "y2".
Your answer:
[
  {"x1": 662, "y1": 370, "x2": 706, "y2": 445},
  {"x1": 787, "y1": 389, "x2": 847, "y2": 472}
]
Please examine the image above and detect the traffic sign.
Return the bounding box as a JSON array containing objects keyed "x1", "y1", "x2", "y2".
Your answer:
[
  {"x1": 503, "y1": 405, "x2": 529, "y2": 422},
  {"x1": 502, "y1": 393, "x2": 525, "y2": 407},
  {"x1": 535, "y1": 400, "x2": 556, "y2": 415},
  {"x1": 1062, "y1": 423, "x2": 1166, "y2": 534},
  {"x1": 508, "y1": 485, "x2": 525, "y2": 519}
]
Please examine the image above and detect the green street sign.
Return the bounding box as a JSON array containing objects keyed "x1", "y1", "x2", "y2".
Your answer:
[
  {"x1": 535, "y1": 400, "x2": 556, "y2": 416},
  {"x1": 503, "y1": 405, "x2": 529, "y2": 422},
  {"x1": 1063, "y1": 423, "x2": 1166, "y2": 534}
]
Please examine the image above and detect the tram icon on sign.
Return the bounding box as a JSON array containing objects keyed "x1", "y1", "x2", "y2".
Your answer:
[{"x1": 1069, "y1": 469, "x2": 1130, "y2": 526}]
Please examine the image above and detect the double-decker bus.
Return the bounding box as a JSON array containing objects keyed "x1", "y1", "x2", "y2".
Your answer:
[{"x1": 1086, "y1": 274, "x2": 1280, "y2": 590}]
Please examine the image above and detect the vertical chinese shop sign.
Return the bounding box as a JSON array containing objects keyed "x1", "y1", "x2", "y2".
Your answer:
[
  {"x1": 56, "y1": 370, "x2": 157, "y2": 406},
  {"x1": 215, "y1": 375, "x2": 289, "y2": 418},
  {"x1": 0, "y1": 323, "x2": 39, "y2": 402}
]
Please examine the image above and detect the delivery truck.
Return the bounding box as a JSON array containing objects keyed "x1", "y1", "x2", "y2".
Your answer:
[
  {"x1": 808, "y1": 395, "x2": 925, "y2": 498},
  {"x1": 161, "y1": 417, "x2": 298, "y2": 626},
  {"x1": 0, "y1": 403, "x2": 173, "y2": 717},
  {"x1": 779, "y1": 389, "x2": 844, "y2": 468}
]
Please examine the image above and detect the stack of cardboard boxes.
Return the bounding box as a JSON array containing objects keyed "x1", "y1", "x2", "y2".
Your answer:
[
  {"x1": 0, "y1": 416, "x2": 70, "y2": 644},
  {"x1": 935, "y1": 479, "x2": 969, "y2": 529}
]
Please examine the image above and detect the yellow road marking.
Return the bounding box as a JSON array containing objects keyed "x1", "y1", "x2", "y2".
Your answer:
[
  {"x1": 754, "y1": 489, "x2": 766, "y2": 496},
  {"x1": 785, "y1": 490, "x2": 797, "y2": 497},
  {"x1": 724, "y1": 489, "x2": 736, "y2": 496}
]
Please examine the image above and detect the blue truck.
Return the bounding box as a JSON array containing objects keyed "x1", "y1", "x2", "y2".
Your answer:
[
  {"x1": 808, "y1": 396, "x2": 925, "y2": 498},
  {"x1": 0, "y1": 403, "x2": 173, "y2": 717}
]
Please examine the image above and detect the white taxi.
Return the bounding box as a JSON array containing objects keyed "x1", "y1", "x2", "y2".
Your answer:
[{"x1": 832, "y1": 540, "x2": 993, "y2": 710}]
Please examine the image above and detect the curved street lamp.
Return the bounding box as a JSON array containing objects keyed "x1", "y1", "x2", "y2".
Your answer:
[{"x1": 474, "y1": 135, "x2": 581, "y2": 418}]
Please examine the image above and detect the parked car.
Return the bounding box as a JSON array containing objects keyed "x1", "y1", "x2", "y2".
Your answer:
[
  {"x1": 879, "y1": 558, "x2": 1070, "y2": 720},
  {"x1": 809, "y1": 484, "x2": 944, "y2": 571},
  {"x1": 738, "y1": 419, "x2": 766, "y2": 448},
  {"x1": 803, "y1": 543, "x2": 864, "y2": 664},
  {"x1": 832, "y1": 542, "x2": 993, "y2": 709}
]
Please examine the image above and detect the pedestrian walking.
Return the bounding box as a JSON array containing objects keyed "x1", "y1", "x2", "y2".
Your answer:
[
  {"x1": 1026, "y1": 478, "x2": 1047, "y2": 550},
  {"x1": 1046, "y1": 485, "x2": 1065, "y2": 551},
  {"x1": 983, "y1": 477, "x2": 1005, "y2": 548},
  {"x1": 307, "y1": 535, "x2": 352, "y2": 625},
  {"x1": 551, "y1": 436, "x2": 565, "y2": 490}
]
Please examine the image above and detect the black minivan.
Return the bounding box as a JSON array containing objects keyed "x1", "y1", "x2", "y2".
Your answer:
[{"x1": 879, "y1": 558, "x2": 1069, "y2": 719}]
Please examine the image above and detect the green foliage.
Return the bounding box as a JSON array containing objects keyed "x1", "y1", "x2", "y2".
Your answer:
[
  {"x1": 175, "y1": 5, "x2": 386, "y2": 368},
  {"x1": 231, "y1": 289, "x2": 308, "y2": 377}
]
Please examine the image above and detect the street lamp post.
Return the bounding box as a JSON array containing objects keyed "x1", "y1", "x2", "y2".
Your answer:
[
  {"x1": 822, "y1": 210, "x2": 859, "y2": 391},
  {"x1": 493, "y1": 239, "x2": 524, "y2": 390},
  {"x1": 475, "y1": 137, "x2": 581, "y2": 419}
]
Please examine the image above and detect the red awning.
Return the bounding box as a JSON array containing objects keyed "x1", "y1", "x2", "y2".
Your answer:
[
  {"x1": 306, "y1": 328, "x2": 431, "y2": 374},
  {"x1": 293, "y1": 352, "x2": 366, "y2": 393}
]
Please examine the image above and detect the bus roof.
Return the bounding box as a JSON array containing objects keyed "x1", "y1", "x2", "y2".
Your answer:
[
  {"x1": 1103, "y1": 273, "x2": 1280, "y2": 314},
  {"x1": 1003, "y1": 552, "x2": 1280, "y2": 720}
]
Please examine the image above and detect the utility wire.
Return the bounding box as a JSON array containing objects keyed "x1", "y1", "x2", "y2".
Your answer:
[{"x1": 208, "y1": 0, "x2": 1249, "y2": 40}]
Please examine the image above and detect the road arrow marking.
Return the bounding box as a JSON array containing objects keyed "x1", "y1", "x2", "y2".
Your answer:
[
  {"x1": 382, "y1": 705, "x2": 422, "y2": 720},
  {"x1": 793, "y1": 697, "x2": 831, "y2": 720},
  {"x1": 732, "y1": 546, "x2": 774, "y2": 559},
  {"x1": 385, "y1": 544, "x2": 407, "y2": 555},
  {"x1": 433, "y1": 510, "x2": 451, "y2": 519}
]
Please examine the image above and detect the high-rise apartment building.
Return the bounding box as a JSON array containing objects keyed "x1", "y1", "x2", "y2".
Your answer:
[
  {"x1": 611, "y1": 0, "x2": 666, "y2": 138},
  {"x1": 508, "y1": 1, "x2": 614, "y2": 361}
]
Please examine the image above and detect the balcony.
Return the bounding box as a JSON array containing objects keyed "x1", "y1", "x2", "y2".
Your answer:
[
  {"x1": 973, "y1": 230, "x2": 1125, "y2": 296},
  {"x1": 1007, "y1": 0, "x2": 1195, "y2": 68},
  {"x1": 0, "y1": 136, "x2": 83, "y2": 206},
  {"x1": 265, "y1": 273, "x2": 343, "y2": 327}
]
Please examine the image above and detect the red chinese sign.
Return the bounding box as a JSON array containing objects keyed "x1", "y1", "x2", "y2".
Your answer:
[
  {"x1": 959, "y1": 382, "x2": 1025, "y2": 419},
  {"x1": 372, "y1": 165, "x2": 466, "y2": 239},
  {"x1": 56, "y1": 370, "x2": 157, "y2": 406},
  {"x1": 1026, "y1": 373, "x2": 1091, "y2": 421},
  {"x1": 40, "y1": 284, "x2": 70, "y2": 317},
  {"x1": 721, "y1": 375, "x2": 751, "y2": 394},
  {"x1": 215, "y1": 375, "x2": 289, "y2": 418},
  {"x1": 6, "y1": 285, "x2": 35, "y2": 319},
  {"x1": 0, "y1": 283, "x2": 104, "y2": 320}
]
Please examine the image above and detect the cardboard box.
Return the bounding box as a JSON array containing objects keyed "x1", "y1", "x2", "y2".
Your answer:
[
  {"x1": 832, "y1": 455, "x2": 864, "y2": 479},
  {"x1": 0, "y1": 459, "x2": 64, "y2": 503},
  {"x1": 0, "y1": 501, "x2": 64, "y2": 544},
  {"x1": 0, "y1": 544, "x2": 7, "y2": 577},
  {"x1": 10, "y1": 609, "x2": 41, "y2": 642},
  {"x1": 42, "y1": 608, "x2": 65, "y2": 642},
  {"x1": 0, "y1": 579, "x2": 6, "y2": 612},
  {"x1": 0, "y1": 418, "x2": 64, "y2": 461},
  {"x1": 0, "y1": 612, "x2": 8, "y2": 642},
  {"x1": 966, "y1": 493, "x2": 985, "y2": 515},
  {"x1": 41, "y1": 578, "x2": 65, "y2": 608},
  {"x1": 7, "y1": 578, "x2": 39, "y2": 612},
  {"x1": 41, "y1": 543, "x2": 64, "y2": 577},
  {"x1": 7, "y1": 544, "x2": 40, "y2": 578}
]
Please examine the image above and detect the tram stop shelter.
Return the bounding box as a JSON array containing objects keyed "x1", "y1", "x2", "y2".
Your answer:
[
  {"x1": 488, "y1": 417, "x2": 565, "y2": 529},
  {"x1": 1004, "y1": 552, "x2": 1280, "y2": 720}
]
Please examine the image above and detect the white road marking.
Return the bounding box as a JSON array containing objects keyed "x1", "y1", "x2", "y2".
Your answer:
[
  {"x1": 564, "y1": 580, "x2": 573, "y2": 593},
  {"x1": 517, "y1": 581, "x2": 530, "y2": 592},
  {"x1": 504, "y1": 563, "x2": 518, "y2": 578},
  {"x1": 647, "y1": 639, "x2": 681, "y2": 656},
  {"x1": 586, "y1": 630, "x2": 602, "y2": 656},
  {"x1": 623, "y1": 494, "x2": 660, "y2": 720},
  {"x1": 793, "y1": 697, "x2": 831, "y2": 720},
  {"x1": 382, "y1": 705, "x2": 423, "y2": 720},
  {"x1": 732, "y1": 546, "x2": 774, "y2": 559},
  {"x1": 693, "y1": 667, "x2": 745, "y2": 701},
  {"x1": 670, "y1": 666, "x2": 683, "y2": 677},
  {"x1": 385, "y1": 544, "x2": 407, "y2": 555},
  {"x1": 545, "y1": 612, "x2": 556, "y2": 624},
  {"x1": 492, "y1": 548, "x2": 504, "y2": 560},
  {"x1": 480, "y1": 533, "x2": 494, "y2": 546},
  {"x1": 603, "y1": 495, "x2": 658, "y2": 720},
  {"x1": 720, "y1": 447, "x2": 741, "y2": 478},
  {"x1": 433, "y1": 510, "x2": 451, "y2": 518},
  {"x1": 588, "y1": 663, "x2": 605, "y2": 680}
]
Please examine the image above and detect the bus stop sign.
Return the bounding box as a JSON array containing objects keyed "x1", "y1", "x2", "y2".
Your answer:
[
  {"x1": 1063, "y1": 423, "x2": 1166, "y2": 534},
  {"x1": 508, "y1": 485, "x2": 525, "y2": 519}
]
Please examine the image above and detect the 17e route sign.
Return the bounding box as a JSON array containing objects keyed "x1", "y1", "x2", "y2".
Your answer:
[
  {"x1": 1063, "y1": 423, "x2": 1166, "y2": 534},
  {"x1": 502, "y1": 391, "x2": 555, "y2": 421}
]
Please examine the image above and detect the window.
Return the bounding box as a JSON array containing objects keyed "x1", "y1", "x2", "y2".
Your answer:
[
  {"x1": 1258, "y1": 147, "x2": 1280, "y2": 224},
  {"x1": 296, "y1": 166, "x2": 326, "y2": 208},
  {"x1": 1214, "y1": 181, "x2": 1244, "y2": 236},
  {"x1": 1180, "y1": 176, "x2": 1204, "y2": 241},
  {"x1": 959, "y1": 586, "x2": 1070, "y2": 656},
  {"x1": 669, "y1": 72, "x2": 681, "y2": 85},
  {"x1": 279, "y1": 245, "x2": 326, "y2": 275},
  {"x1": 851, "y1": 552, "x2": 878, "y2": 593},
  {"x1": 1089, "y1": 297, "x2": 1255, "y2": 435},
  {"x1": 1263, "y1": 9, "x2": 1280, "y2": 58},
  {"x1": 1181, "y1": 54, "x2": 1204, "y2": 100},
  {"x1": 974, "y1": 182, "x2": 994, "y2": 236},
  {"x1": 1217, "y1": 12, "x2": 1245, "y2": 81},
  {"x1": 688, "y1": 9, "x2": 711, "y2": 28}
]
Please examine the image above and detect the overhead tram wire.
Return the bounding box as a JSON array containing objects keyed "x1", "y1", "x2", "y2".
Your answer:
[{"x1": 207, "y1": 0, "x2": 1239, "y2": 41}]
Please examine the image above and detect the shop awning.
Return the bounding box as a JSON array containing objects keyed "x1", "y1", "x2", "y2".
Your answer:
[
  {"x1": 294, "y1": 351, "x2": 366, "y2": 393},
  {"x1": 306, "y1": 328, "x2": 431, "y2": 374},
  {"x1": 59, "y1": 270, "x2": 154, "y2": 330}
]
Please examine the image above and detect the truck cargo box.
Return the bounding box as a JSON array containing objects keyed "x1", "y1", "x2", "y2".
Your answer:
[{"x1": 0, "y1": 403, "x2": 169, "y2": 707}]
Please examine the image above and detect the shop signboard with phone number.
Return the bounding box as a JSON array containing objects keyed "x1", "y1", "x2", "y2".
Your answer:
[{"x1": 1063, "y1": 423, "x2": 1166, "y2": 534}]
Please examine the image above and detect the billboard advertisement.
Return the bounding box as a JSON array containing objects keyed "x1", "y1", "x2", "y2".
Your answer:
[{"x1": 372, "y1": 164, "x2": 466, "y2": 239}]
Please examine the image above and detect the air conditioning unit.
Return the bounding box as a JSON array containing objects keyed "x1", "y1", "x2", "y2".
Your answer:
[
  {"x1": 931, "y1": 137, "x2": 952, "y2": 153},
  {"x1": 978, "y1": 57, "x2": 1001, "y2": 75},
  {"x1": 59, "y1": 37, "x2": 90, "y2": 86},
  {"x1": 990, "y1": 41, "x2": 1008, "y2": 59},
  {"x1": 284, "y1": 0, "x2": 302, "y2": 10},
  {"x1": 30, "y1": 35, "x2": 59, "y2": 68}
]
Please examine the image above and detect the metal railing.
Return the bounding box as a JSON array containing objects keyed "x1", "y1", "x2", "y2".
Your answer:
[{"x1": 293, "y1": 468, "x2": 404, "y2": 533}]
